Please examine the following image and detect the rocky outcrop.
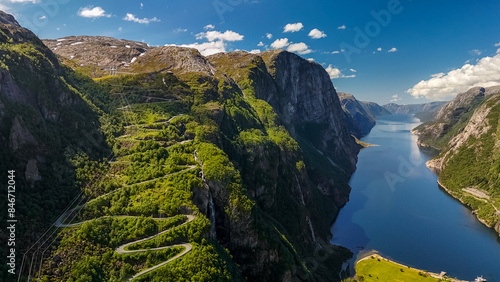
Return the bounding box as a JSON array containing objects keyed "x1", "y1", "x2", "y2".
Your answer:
[
  {"x1": 0, "y1": 10, "x2": 20, "y2": 27},
  {"x1": 25, "y1": 158, "x2": 42, "y2": 186},
  {"x1": 9, "y1": 116, "x2": 38, "y2": 152}
]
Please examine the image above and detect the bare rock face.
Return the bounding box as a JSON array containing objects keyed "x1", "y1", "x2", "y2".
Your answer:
[
  {"x1": 261, "y1": 50, "x2": 359, "y2": 172},
  {"x1": 25, "y1": 158, "x2": 42, "y2": 186},
  {"x1": 43, "y1": 36, "x2": 151, "y2": 69},
  {"x1": 9, "y1": 116, "x2": 38, "y2": 152},
  {"x1": 0, "y1": 10, "x2": 20, "y2": 27},
  {"x1": 434, "y1": 87, "x2": 486, "y2": 121}
]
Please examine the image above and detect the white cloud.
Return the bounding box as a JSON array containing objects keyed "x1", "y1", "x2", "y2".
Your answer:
[
  {"x1": 332, "y1": 51, "x2": 340, "y2": 54},
  {"x1": 123, "y1": 13, "x2": 160, "y2": 24},
  {"x1": 257, "y1": 41, "x2": 264, "y2": 47},
  {"x1": 307, "y1": 58, "x2": 314, "y2": 62},
  {"x1": 118, "y1": 27, "x2": 123, "y2": 32},
  {"x1": 377, "y1": 47, "x2": 382, "y2": 52},
  {"x1": 78, "y1": 6, "x2": 111, "y2": 18},
  {"x1": 38, "y1": 15, "x2": 46, "y2": 20},
  {"x1": 287, "y1": 42, "x2": 312, "y2": 54},
  {"x1": 204, "y1": 24, "x2": 215, "y2": 30},
  {"x1": 170, "y1": 40, "x2": 226, "y2": 56},
  {"x1": 196, "y1": 30, "x2": 243, "y2": 42},
  {"x1": 470, "y1": 49, "x2": 482, "y2": 56},
  {"x1": 337, "y1": 25, "x2": 346, "y2": 30},
  {"x1": 266, "y1": 33, "x2": 273, "y2": 39},
  {"x1": 324, "y1": 65, "x2": 355, "y2": 79},
  {"x1": 308, "y1": 28, "x2": 327, "y2": 39},
  {"x1": 325, "y1": 65, "x2": 342, "y2": 79},
  {"x1": 249, "y1": 49, "x2": 261, "y2": 54},
  {"x1": 390, "y1": 94, "x2": 401, "y2": 102},
  {"x1": 431, "y1": 72, "x2": 444, "y2": 78},
  {"x1": 495, "y1": 42, "x2": 500, "y2": 47},
  {"x1": 407, "y1": 53, "x2": 500, "y2": 100},
  {"x1": 350, "y1": 68, "x2": 357, "y2": 73},
  {"x1": 174, "y1": 28, "x2": 188, "y2": 33},
  {"x1": 284, "y1": 22, "x2": 303, "y2": 33},
  {"x1": 270, "y1": 38, "x2": 290, "y2": 49},
  {"x1": 388, "y1": 47, "x2": 397, "y2": 53}
]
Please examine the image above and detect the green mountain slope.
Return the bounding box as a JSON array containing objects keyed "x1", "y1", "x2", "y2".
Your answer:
[
  {"x1": 417, "y1": 87, "x2": 500, "y2": 235},
  {"x1": 1, "y1": 12, "x2": 361, "y2": 282}
]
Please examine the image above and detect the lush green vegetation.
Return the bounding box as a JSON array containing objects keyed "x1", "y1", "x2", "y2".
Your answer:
[
  {"x1": 439, "y1": 95, "x2": 500, "y2": 228},
  {"x1": 356, "y1": 256, "x2": 454, "y2": 282},
  {"x1": 40, "y1": 71, "x2": 245, "y2": 280}
]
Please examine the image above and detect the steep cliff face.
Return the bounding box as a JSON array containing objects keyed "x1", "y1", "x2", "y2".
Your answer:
[
  {"x1": 338, "y1": 92, "x2": 377, "y2": 137},
  {"x1": 260, "y1": 50, "x2": 359, "y2": 174},
  {"x1": 205, "y1": 50, "x2": 358, "y2": 280},
  {"x1": 208, "y1": 51, "x2": 359, "y2": 207}
]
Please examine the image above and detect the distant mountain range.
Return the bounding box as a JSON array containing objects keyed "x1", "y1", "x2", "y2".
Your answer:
[{"x1": 382, "y1": 101, "x2": 447, "y2": 122}]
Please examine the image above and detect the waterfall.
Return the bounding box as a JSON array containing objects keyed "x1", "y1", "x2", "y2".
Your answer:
[
  {"x1": 195, "y1": 150, "x2": 217, "y2": 239},
  {"x1": 306, "y1": 216, "x2": 317, "y2": 243},
  {"x1": 208, "y1": 193, "x2": 217, "y2": 239},
  {"x1": 294, "y1": 174, "x2": 305, "y2": 205}
]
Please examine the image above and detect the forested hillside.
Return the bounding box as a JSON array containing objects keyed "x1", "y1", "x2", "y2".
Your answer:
[{"x1": 414, "y1": 86, "x2": 500, "y2": 236}]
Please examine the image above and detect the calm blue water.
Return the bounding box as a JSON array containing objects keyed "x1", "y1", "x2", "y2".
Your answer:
[{"x1": 331, "y1": 114, "x2": 500, "y2": 281}]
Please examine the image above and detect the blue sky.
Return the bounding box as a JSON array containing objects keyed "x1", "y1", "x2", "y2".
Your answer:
[{"x1": 3, "y1": 0, "x2": 500, "y2": 105}]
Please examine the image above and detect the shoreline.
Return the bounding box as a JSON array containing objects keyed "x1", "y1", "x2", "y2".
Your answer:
[
  {"x1": 436, "y1": 179, "x2": 499, "y2": 235},
  {"x1": 356, "y1": 253, "x2": 469, "y2": 282}
]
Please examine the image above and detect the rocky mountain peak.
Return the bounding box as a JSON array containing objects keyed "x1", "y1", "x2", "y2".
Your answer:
[
  {"x1": 0, "y1": 10, "x2": 20, "y2": 27},
  {"x1": 131, "y1": 46, "x2": 215, "y2": 76},
  {"x1": 43, "y1": 36, "x2": 152, "y2": 70}
]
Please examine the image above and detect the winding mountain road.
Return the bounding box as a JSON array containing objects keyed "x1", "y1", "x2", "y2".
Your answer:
[{"x1": 54, "y1": 165, "x2": 197, "y2": 281}]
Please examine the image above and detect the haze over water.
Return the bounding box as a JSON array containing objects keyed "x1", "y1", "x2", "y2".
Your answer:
[{"x1": 331, "y1": 114, "x2": 500, "y2": 281}]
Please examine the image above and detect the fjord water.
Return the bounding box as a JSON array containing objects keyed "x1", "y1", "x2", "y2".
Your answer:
[{"x1": 331, "y1": 114, "x2": 500, "y2": 281}]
